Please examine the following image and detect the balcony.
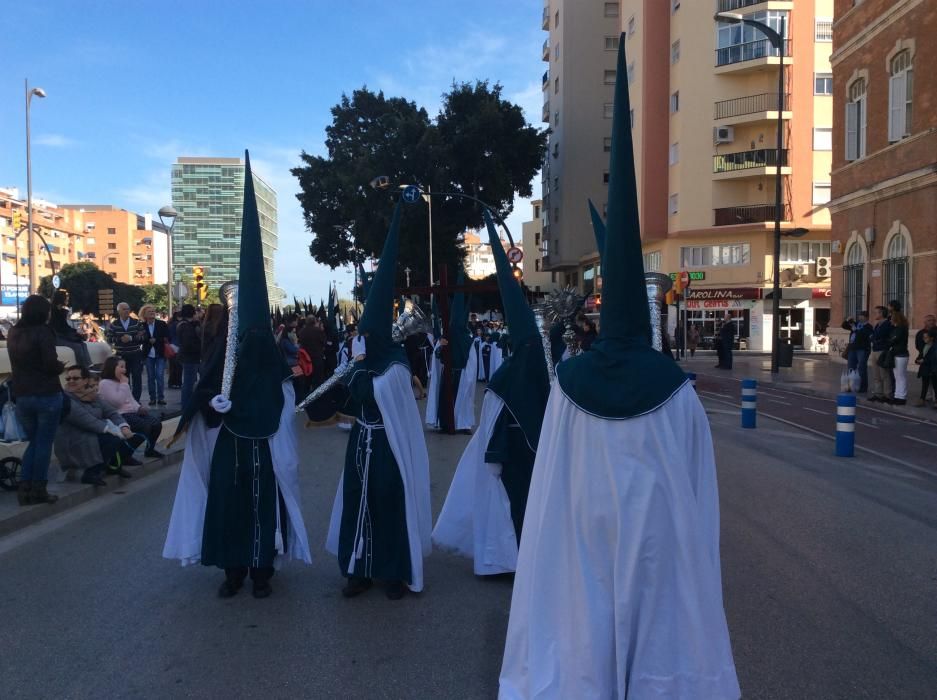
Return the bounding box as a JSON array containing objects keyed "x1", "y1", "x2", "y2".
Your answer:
[
  {"x1": 714, "y1": 203, "x2": 791, "y2": 227},
  {"x1": 715, "y1": 39, "x2": 791, "y2": 74},
  {"x1": 714, "y1": 92, "x2": 791, "y2": 125},
  {"x1": 542, "y1": 100, "x2": 550, "y2": 123},
  {"x1": 542, "y1": 70, "x2": 549, "y2": 90},
  {"x1": 542, "y1": 7, "x2": 549, "y2": 30},
  {"x1": 713, "y1": 148, "x2": 790, "y2": 179},
  {"x1": 717, "y1": 0, "x2": 792, "y2": 11},
  {"x1": 542, "y1": 39, "x2": 550, "y2": 62}
]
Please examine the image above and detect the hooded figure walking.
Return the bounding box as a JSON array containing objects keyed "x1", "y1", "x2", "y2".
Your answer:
[
  {"x1": 163, "y1": 152, "x2": 312, "y2": 598},
  {"x1": 324, "y1": 203, "x2": 433, "y2": 600},
  {"x1": 432, "y1": 210, "x2": 550, "y2": 575},
  {"x1": 498, "y1": 38, "x2": 740, "y2": 698}
]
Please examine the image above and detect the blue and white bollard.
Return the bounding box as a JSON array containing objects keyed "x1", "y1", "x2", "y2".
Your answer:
[
  {"x1": 836, "y1": 393, "x2": 856, "y2": 457},
  {"x1": 686, "y1": 372, "x2": 697, "y2": 390},
  {"x1": 741, "y1": 378, "x2": 757, "y2": 429}
]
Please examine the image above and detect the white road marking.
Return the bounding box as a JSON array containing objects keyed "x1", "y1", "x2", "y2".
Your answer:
[
  {"x1": 904, "y1": 434, "x2": 937, "y2": 448},
  {"x1": 803, "y1": 407, "x2": 827, "y2": 414}
]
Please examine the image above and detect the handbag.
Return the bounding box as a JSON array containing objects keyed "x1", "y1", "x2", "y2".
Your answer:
[
  {"x1": 877, "y1": 348, "x2": 895, "y2": 369},
  {"x1": 2, "y1": 402, "x2": 26, "y2": 443},
  {"x1": 163, "y1": 339, "x2": 177, "y2": 360}
]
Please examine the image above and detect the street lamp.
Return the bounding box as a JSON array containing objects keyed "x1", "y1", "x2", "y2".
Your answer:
[
  {"x1": 715, "y1": 11, "x2": 787, "y2": 373},
  {"x1": 25, "y1": 81, "x2": 46, "y2": 295},
  {"x1": 158, "y1": 205, "x2": 178, "y2": 315}
]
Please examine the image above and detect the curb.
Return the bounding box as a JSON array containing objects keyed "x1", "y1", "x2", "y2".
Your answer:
[{"x1": 0, "y1": 447, "x2": 184, "y2": 538}]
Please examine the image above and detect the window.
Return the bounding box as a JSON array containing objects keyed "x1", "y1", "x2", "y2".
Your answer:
[
  {"x1": 603, "y1": 137, "x2": 612, "y2": 152},
  {"x1": 628, "y1": 16, "x2": 635, "y2": 35},
  {"x1": 671, "y1": 40, "x2": 680, "y2": 64},
  {"x1": 554, "y1": 110, "x2": 559, "y2": 126},
  {"x1": 813, "y1": 127, "x2": 833, "y2": 151},
  {"x1": 644, "y1": 251, "x2": 662, "y2": 272},
  {"x1": 883, "y1": 232, "x2": 910, "y2": 312},
  {"x1": 107, "y1": 256, "x2": 117, "y2": 265},
  {"x1": 554, "y1": 77, "x2": 559, "y2": 94},
  {"x1": 107, "y1": 242, "x2": 117, "y2": 250},
  {"x1": 669, "y1": 142, "x2": 679, "y2": 165},
  {"x1": 814, "y1": 73, "x2": 833, "y2": 95},
  {"x1": 627, "y1": 62, "x2": 635, "y2": 84},
  {"x1": 888, "y1": 50, "x2": 913, "y2": 142},
  {"x1": 670, "y1": 91, "x2": 679, "y2": 113},
  {"x1": 535, "y1": 260, "x2": 541, "y2": 272},
  {"x1": 812, "y1": 182, "x2": 832, "y2": 205},
  {"x1": 815, "y1": 19, "x2": 833, "y2": 42},
  {"x1": 604, "y1": 36, "x2": 619, "y2": 51},
  {"x1": 534, "y1": 205, "x2": 540, "y2": 219},
  {"x1": 668, "y1": 194, "x2": 679, "y2": 215},
  {"x1": 603, "y1": 103, "x2": 614, "y2": 118},
  {"x1": 846, "y1": 79, "x2": 867, "y2": 161},
  {"x1": 553, "y1": 207, "x2": 560, "y2": 224},
  {"x1": 672, "y1": 0, "x2": 680, "y2": 12},
  {"x1": 86, "y1": 237, "x2": 96, "y2": 245},
  {"x1": 780, "y1": 241, "x2": 831, "y2": 263},
  {"x1": 552, "y1": 142, "x2": 559, "y2": 157},
  {"x1": 554, "y1": 43, "x2": 559, "y2": 61},
  {"x1": 107, "y1": 227, "x2": 116, "y2": 235},
  {"x1": 717, "y1": 11, "x2": 787, "y2": 57},
  {"x1": 680, "y1": 243, "x2": 751, "y2": 267},
  {"x1": 554, "y1": 10, "x2": 559, "y2": 28},
  {"x1": 843, "y1": 242, "x2": 865, "y2": 320},
  {"x1": 603, "y1": 172, "x2": 610, "y2": 184},
  {"x1": 605, "y1": 3, "x2": 619, "y2": 18},
  {"x1": 604, "y1": 70, "x2": 616, "y2": 85},
  {"x1": 553, "y1": 176, "x2": 559, "y2": 190}
]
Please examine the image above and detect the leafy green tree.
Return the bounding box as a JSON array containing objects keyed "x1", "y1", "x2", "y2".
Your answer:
[
  {"x1": 39, "y1": 262, "x2": 144, "y2": 315},
  {"x1": 141, "y1": 284, "x2": 168, "y2": 312},
  {"x1": 292, "y1": 82, "x2": 546, "y2": 288}
]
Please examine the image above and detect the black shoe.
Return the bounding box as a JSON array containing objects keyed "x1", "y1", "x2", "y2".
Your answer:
[
  {"x1": 81, "y1": 474, "x2": 107, "y2": 486},
  {"x1": 149, "y1": 400, "x2": 157, "y2": 407},
  {"x1": 218, "y1": 580, "x2": 242, "y2": 598},
  {"x1": 892, "y1": 398, "x2": 906, "y2": 406},
  {"x1": 122, "y1": 457, "x2": 143, "y2": 467},
  {"x1": 385, "y1": 581, "x2": 407, "y2": 600},
  {"x1": 158, "y1": 400, "x2": 167, "y2": 406},
  {"x1": 868, "y1": 396, "x2": 881, "y2": 402},
  {"x1": 144, "y1": 448, "x2": 164, "y2": 458},
  {"x1": 252, "y1": 581, "x2": 273, "y2": 599},
  {"x1": 341, "y1": 577, "x2": 373, "y2": 598},
  {"x1": 108, "y1": 467, "x2": 133, "y2": 478}
]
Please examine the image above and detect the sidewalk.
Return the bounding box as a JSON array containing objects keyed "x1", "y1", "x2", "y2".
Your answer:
[{"x1": 679, "y1": 351, "x2": 937, "y2": 422}]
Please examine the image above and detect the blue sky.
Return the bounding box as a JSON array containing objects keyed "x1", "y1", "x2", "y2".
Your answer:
[{"x1": 2, "y1": 0, "x2": 544, "y2": 300}]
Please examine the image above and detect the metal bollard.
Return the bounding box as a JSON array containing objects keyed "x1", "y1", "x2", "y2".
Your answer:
[
  {"x1": 741, "y1": 378, "x2": 757, "y2": 429},
  {"x1": 686, "y1": 372, "x2": 697, "y2": 390},
  {"x1": 835, "y1": 393, "x2": 856, "y2": 457}
]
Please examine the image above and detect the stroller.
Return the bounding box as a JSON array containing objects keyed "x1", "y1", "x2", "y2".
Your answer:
[{"x1": 0, "y1": 378, "x2": 24, "y2": 491}]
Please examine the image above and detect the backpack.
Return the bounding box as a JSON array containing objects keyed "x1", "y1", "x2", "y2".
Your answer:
[{"x1": 297, "y1": 348, "x2": 314, "y2": 377}]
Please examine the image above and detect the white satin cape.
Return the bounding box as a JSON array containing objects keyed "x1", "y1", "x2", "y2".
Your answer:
[
  {"x1": 425, "y1": 340, "x2": 477, "y2": 431},
  {"x1": 326, "y1": 363, "x2": 433, "y2": 592},
  {"x1": 489, "y1": 343, "x2": 503, "y2": 377},
  {"x1": 162, "y1": 383, "x2": 313, "y2": 566},
  {"x1": 432, "y1": 391, "x2": 518, "y2": 575},
  {"x1": 499, "y1": 382, "x2": 740, "y2": 699}
]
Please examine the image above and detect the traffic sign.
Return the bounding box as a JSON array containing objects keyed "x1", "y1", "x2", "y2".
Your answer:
[
  {"x1": 401, "y1": 185, "x2": 422, "y2": 204},
  {"x1": 506, "y1": 246, "x2": 524, "y2": 263},
  {"x1": 52, "y1": 274, "x2": 61, "y2": 289},
  {"x1": 175, "y1": 281, "x2": 189, "y2": 299}
]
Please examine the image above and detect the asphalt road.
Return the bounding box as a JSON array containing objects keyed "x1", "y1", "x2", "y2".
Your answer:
[{"x1": 2, "y1": 387, "x2": 936, "y2": 698}]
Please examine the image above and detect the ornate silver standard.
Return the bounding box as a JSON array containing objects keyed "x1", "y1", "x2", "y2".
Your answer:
[
  {"x1": 643, "y1": 272, "x2": 672, "y2": 352},
  {"x1": 219, "y1": 281, "x2": 239, "y2": 400},
  {"x1": 539, "y1": 286, "x2": 586, "y2": 358},
  {"x1": 295, "y1": 299, "x2": 432, "y2": 413},
  {"x1": 533, "y1": 307, "x2": 556, "y2": 384}
]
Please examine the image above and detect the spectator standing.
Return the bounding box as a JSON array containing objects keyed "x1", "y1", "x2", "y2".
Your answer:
[
  {"x1": 913, "y1": 328, "x2": 937, "y2": 408},
  {"x1": 139, "y1": 304, "x2": 169, "y2": 406},
  {"x1": 915, "y1": 314, "x2": 936, "y2": 403},
  {"x1": 7, "y1": 295, "x2": 65, "y2": 506},
  {"x1": 199, "y1": 304, "x2": 226, "y2": 368},
  {"x1": 298, "y1": 315, "x2": 326, "y2": 386},
  {"x1": 107, "y1": 302, "x2": 145, "y2": 401},
  {"x1": 715, "y1": 315, "x2": 734, "y2": 369},
  {"x1": 687, "y1": 324, "x2": 700, "y2": 358},
  {"x1": 166, "y1": 310, "x2": 183, "y2": 389},
  {"x1": 883, "y1": 308, "x2": 910, "y2": 406},
  {"x1": 175, "y1": 304, "x2": 201, "y2": 411},
  {"x1": 49, "y1": 290, "x2": 92, "y2": 368},
  {"x1": 868, "y1": 306, "x2": 893, "y2": 402},
  {"x1": 843, "y1": 312, "x2": 873, "y2": 393},
  {"x1": 56, "y1": 366, "x2": 136, "y2": 485},
  {"x1": 99, "y1": 356, "x2": 164, "y2": 457}
]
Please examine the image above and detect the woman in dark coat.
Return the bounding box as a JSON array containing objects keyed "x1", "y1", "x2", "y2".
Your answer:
[{"x1": 49, "y1": 290, "x2": 92, "y2": 368}]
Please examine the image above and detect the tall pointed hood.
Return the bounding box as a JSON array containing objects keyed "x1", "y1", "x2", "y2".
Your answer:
[
  {"x1": 225, "y1": 150, "x2": 291, "y2": 438},
  {"x1": 556, "y1": 37, "x2": 686, "y2": 419},
  {"x1": 355, "y1": 203, "x2": 407, "y2": 372},
  {"x1": 447, "y1": 269, "x2": 472, "y2": 370},
  {"x1": 587, "y1": 199, "x2": 606, "y2": 266},
  {"x1": 482, "y1": 210, "x2": 550, "y2": 450}
]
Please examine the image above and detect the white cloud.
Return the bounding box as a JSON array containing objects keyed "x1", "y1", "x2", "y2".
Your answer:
[{"x1": 34, "y1": 133, "x2": 76, "y2": 148}]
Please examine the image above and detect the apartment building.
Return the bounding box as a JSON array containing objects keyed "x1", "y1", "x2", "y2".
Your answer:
[
  {"x1": 521, "y1": 199, "x2": 557, "y2": 295},
  {"x1": 463, "y1": 230, "x2": 523, "y2": 281},
  {"x1": 615, "y1": 0, "x2": 835, "y2": 352},
  {"x1": 57, "y1": 205, "x2": 170, "y2": 286},
  {"x1": 171, "y1": 157, "x2": 280, "y2": 302},
  {"x1": 0, "y1": 188, "x2": 86, "y2": 304},
  {"x1": 828, "y1": 0, "x2": 936, "y2": 343},
  {"x1": 540, "y1": 0, "x2": 620, "y2": 293}
]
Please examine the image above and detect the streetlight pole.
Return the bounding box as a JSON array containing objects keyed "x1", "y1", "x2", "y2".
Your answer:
[
  {"x1": 715, "y1": 12, "x2": 786, "y2": 373},
  {"x1": 158, "y1": 205, "x2": 178, "y2": 316},
  {"x1": 25, "y1": 80, "x2": 46, "y2": 295}
]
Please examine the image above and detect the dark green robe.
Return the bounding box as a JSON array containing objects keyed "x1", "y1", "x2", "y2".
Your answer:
[
  {"x1": 485, "y1": 408, "x2": 536, "y2": 543},
  {"x1": 338, "y1": 370, "x2": 412, "y2": 583}
]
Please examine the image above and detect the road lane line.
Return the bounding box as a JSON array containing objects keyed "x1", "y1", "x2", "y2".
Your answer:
[
  {"x1": 904, "y1": 434, "x2": 937, "y2": 448},
  {"x1": 803, "y1": 407, "x2": 827, "y2": 414}
]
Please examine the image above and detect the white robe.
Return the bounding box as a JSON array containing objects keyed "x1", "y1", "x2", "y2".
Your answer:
[
  {"x1": 499, "y1": 383, "x2": 740, "y2": 699},
  {"x1": 326, "y1": 363, "x2": 433, "y2": 592},
  {"x1": 163, "y1": 383, "x2": 313, "y2": 567},
  {"x1": 488, "y1": 343, "x2": 503, "y2": 377},
  {"x1": 432, "y1": 392, "x2": 518, "y2": 575},
  {"x1": 425, "y1": 340, "x2": 477, "y2": 431},
  {"x1": 474, "y1": 338, "x2": 486, "y2": 381}
]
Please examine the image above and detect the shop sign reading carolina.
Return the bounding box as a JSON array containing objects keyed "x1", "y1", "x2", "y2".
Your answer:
[{"x1": 685, "y1": 287, "x2": 762, "y2": 301}]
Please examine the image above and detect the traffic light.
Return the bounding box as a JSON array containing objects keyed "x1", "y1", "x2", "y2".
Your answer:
[
  {"x1": 193, "y1": 266, "x2": 205, "y2": 302},
  {"x1": 11, "y1": 209, "x2": 22, "y2": 231},
  {"x1": 512, "y1": 264, "x2": 523, "y2": 282}
]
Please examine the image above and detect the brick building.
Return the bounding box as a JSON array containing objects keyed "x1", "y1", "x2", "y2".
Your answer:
[{"x1": 829, "y1": 0, "x2": 936, "y2": 345}]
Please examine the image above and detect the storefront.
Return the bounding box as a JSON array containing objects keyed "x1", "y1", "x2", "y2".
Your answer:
[
  {"x1": 669, "y1": 287, "x2": 762, "y2": 351},
  {"x1": 760, "y1": 287, "x2": 832, "y2": 353}
]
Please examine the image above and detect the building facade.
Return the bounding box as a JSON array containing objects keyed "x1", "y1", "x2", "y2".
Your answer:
[
  {"x1": 463, "y1": 230, "x2": 523, "y2": 281},
  {"x1": 57, "y1": 205, "x2": 169, "y2": 286},
  {"x1": 828, "y1": 0, "x2": 936, "y2": 349},
  {"x1": 540, "y1": 0, "x2": 619, "y2": 289},
  {"x1": 521, "y1": 199, "x2": 557, "y2": 295},
  {"x1": 171, "y1": 157, "x2": 279, "y2": 301},
  {"x1": 549, "y1": 0, "x2": 835, "y2": 352}
]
